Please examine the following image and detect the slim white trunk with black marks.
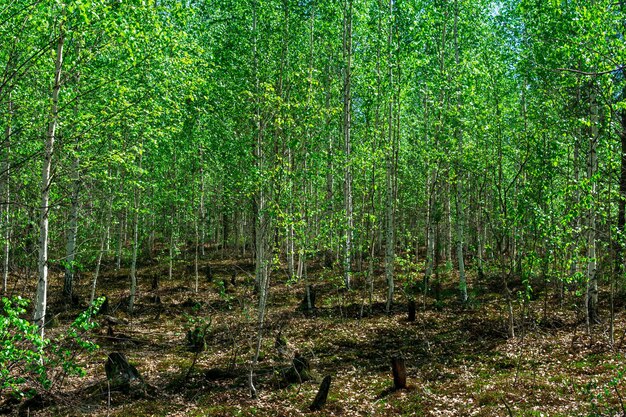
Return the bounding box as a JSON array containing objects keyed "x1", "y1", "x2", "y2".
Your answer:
[{"x1": 35, "y1": 29, "x2": 64, "y2": 336}]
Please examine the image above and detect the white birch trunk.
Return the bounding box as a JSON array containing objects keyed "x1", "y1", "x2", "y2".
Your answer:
[{"x1": 35, "y1": 29, "x2": 64, "y2": 336}]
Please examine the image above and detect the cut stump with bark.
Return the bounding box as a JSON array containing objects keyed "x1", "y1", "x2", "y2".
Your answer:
[
  {"x1": 309, "y1": 375, "x2": 331, "y2": 411},
  {"x1": 391, "y1": 356, "x2": 407, "y2": 390},
  {"x1": 407, "y1": 299, "x2": 416, "y2": 322}
]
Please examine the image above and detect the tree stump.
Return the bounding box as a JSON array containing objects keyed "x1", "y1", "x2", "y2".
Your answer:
[
  {"x1": 391, "y1": 356, "x2": 407, "y2": 390},
  {"x1": 186, "y1": 327, "x2": 206, "y2": 352},
  {"x1": 151, "y1": 274, "x2": 159, "y2": 290},
  {"x1": 309, "y1": 375, "x2": 331, "y2": 411},
  {"x1": 99, "y1": 296, "x2": 110, "y2": 315},
  {"x1": 205, "y1": 265, "x2": 213, "y2": 282},
  {"x1": 230, "y1": 268, "x2": 237, "y2": 285},
  {"x1": 407, "y1": 299, "x2": 416, "y2": 322},
  {"x1": 274, "y1": 330, "x2": 288, "y2": 358},
  {"x1": 285, "y1": 351, "x2": 311, "y2": 383},
  {"x1": 293, "y1": 352, "x2": 310, "y2": 378},
  {"x1": 105, "y1": 352, "x2": 143, "y2": 393}
]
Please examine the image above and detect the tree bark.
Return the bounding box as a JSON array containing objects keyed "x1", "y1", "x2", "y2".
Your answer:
[
  {"x1": 453, "y1": 0, "x2": 468, "y2": 303},
  {"x1": 384, "y1": 0, "x2": 396, "y2": 314},
  {"x1": 2, "y1": 83, "x2": 12, "y2": 294},
  {"x1": 249, "y1": 1, "x2": 271, "y2": 399},
  {"x1": 391, "y1": 356, "x2": 407, "y2": 390},
  {"x1": 63, "y1": 149, "x2": 80, "y2": 302},
  {"x1": 586, "y1": 88, "x2": 599, "y2": 332},
  {"x1": 616, "y1": 84, "x2": 626, "y2": 283},
  {"x1": 309, "y1": 375, "x2": 331, "y2": 411},
  {"x1": 129, "y1": 143, "x2": 143, "y2": 315},
  {"x1": 35, "y1": 28, "x2": 64, "y2": 336},
  {"x1": 342, "y1": 0, "x2": 354, "y2": 290}
]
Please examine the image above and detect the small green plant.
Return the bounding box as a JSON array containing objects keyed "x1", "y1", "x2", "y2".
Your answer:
[
  {"x1": 216, "y1": 280, "x2": 234, "y2": 305},
  {"x1": 395, "y1": 252, "x2": 423, "y2": 300},
  {"x1": 183, "y1": 303, "x2": 212, "y2": 350},
  {"x1": 584, "y1": 366, "x2": 626, "y2": 416},
  {"x1": 0, "y1": 296, "x2": 104, "y2": 398}
]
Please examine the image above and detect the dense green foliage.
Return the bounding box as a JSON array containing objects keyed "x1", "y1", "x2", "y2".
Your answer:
[{"x1": 1, "y1": 0, "x2": 625, "y2": 355}]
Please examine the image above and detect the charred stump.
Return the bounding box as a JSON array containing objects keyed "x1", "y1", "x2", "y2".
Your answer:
[
  {"x1": 407, "y1": 299, "x2": 416, "y2": 322},
  {"x1": 105, "y1": 352, "x2": 143, "y2": 393},
  {"x1": 309, "y1": 375, "x2": 331, "y2": 411},
  {"x1": 391, "y1": 356, "x2": 407, "y2": 390},
  {"x1": 230, "y1": 268, "x2": 237, "y2": 286},
  {"x1": 285, "y1": 351, "x2": 311, "y2": 383},
  {"x1": 186, "y1": 327, "x2": 206, "y2": 353},
  {"x1": 98, "y1": 296, "x2": 110, "y2": 315}
]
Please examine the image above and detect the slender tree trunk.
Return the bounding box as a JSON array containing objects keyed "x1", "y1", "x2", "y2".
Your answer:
[
  {"x1": 250, "y1": 1, "x2": 270, "y2": 399},
  {"x1": 199, "y1": 151, "x2": 206, "y2": 257},
  {"x1": 616, "y1": 86, "x2": 626, "y2": 286},
  {"x1": 424, "y1": 93, "x2": 435, "y2": 310},
  {"x1": 586, "y1": 89, "x2": 599, "y2": 332},
  {"x1": 613, "y1": 91, "x2": 626, "y2": 345},
  {"x1": 476, "y1": 203, "x2": 483, "y2": 278},
  {"x1": 90, "y1": 227, "x2": 107, "y2": 304},
  {"x1": 342, "y1": 0, "x2": 354, "y2": 290},
  {"x1": 444, "y1": 179, "x2": 452, "y2": 265},
  {"x1": 63, "y1": 51, "x2": 82, "y2": 302},
  {"x1": 35, "y1": 29, "x2": 64, "y2": 336},
  {"x1": 90, "y1": 187, "x2": 112, "y2": 305},
  {"x1": 168, "y1": 211, "x2": 175, "y2": 280},
  {"x1": 115, "y1": 171, "x2": 124, "y2": 270},
  {"x1": 384, "y1": 0, "x2": 396, "y2": 314},
  {"x1": 129, "y1": 143, "x2": 143, "y2": 315},
  {"x1": 2, "y1": 86, "x2": 12, "y2": 294},
  {"x1": 63, "y1": 145, "x2": 80, "y2": 302},
  {"x1": 453, "y1": 0, "x2": 467, "y2": 303}
]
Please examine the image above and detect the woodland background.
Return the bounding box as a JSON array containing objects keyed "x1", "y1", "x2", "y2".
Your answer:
[{"x1": 1, "y1": 0, "x2": 626, "y2": 416}]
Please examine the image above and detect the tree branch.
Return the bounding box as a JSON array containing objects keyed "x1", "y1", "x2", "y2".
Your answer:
[{"x1": 553, "y1": 66, "x2": 624, "y2": 76}]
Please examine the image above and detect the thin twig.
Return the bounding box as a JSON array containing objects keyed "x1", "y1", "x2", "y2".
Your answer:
[
  {"x1": 553, "y1": 66, "x2": 624, "y2": 76},
  {"x1": 502, "y1": 398, "x2": 514, "y2": 417},
  {"x1": 614, "y1": 385, "x2": 626, "y2": 417}
]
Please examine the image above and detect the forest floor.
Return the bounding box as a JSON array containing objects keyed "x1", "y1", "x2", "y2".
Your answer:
[{"x1": 3, "y1": 251, "x2": 626, "y2": 416}]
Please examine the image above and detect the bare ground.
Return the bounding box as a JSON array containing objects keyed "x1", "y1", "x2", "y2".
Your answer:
[{"x1": 3, "y1": 254, "x2": 626, "y2": 416}]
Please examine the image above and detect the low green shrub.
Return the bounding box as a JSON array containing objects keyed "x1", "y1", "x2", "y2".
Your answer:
[{"x1": 0, "y1": 296, "x2": 104, "y2": 399}]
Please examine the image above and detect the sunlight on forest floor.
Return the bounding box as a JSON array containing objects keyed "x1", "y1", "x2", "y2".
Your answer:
[{"x1": 6, "y1": 253, "x2": 626, "y2": 416}]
